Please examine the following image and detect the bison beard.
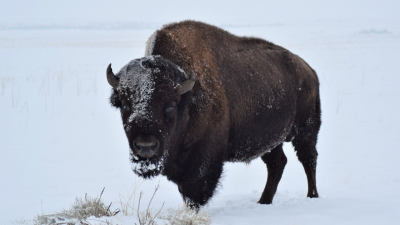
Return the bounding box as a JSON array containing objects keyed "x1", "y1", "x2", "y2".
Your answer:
[
  {"x1": 107, "y1": 20, "x2": 322, "y2": 209},
  {"x1": 129, "y1": 151, "x2": 164, "y2": 178}
]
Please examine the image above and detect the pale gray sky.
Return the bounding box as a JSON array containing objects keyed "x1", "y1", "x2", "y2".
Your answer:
[{"x1": 1, "y1": 0, "x2": 399, "y2": 26}]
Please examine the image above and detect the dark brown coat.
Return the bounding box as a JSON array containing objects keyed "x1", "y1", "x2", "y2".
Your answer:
[{"x1": 108, "y1": 20, "x2": 321, "y2": 208}]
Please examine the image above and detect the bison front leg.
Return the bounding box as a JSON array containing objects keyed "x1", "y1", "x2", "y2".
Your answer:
[{"x1": 177, "y1": 152, "x2": 224, "y2": 209}]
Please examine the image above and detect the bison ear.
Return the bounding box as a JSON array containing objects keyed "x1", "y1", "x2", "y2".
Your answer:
[
  {"x1": 107, "y1": 63, "x2": 119, "y2": 89},
  {"x1": 179, "y1": 72, "x2": 195, "y2": 95}
]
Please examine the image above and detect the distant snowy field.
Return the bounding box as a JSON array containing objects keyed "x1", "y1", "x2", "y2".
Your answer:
[{"x1": 1, "y1": 19, "x2": 400, "y2": 224}]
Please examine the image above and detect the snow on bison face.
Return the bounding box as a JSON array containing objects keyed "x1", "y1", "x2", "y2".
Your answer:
[{"x1": 107, "y1": 56, "x2": 194, "y2": 178}]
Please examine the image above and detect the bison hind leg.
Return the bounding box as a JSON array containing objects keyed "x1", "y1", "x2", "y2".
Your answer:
[
  {"x1": 258, "y1": 143, "x2": 287, "y2": 204},
  {"x1": 292, "y1": 132, "x2": 319, "y2": 198},
  {"x1": 292, "y1": 98, "x2": 321, "y2": 198}
]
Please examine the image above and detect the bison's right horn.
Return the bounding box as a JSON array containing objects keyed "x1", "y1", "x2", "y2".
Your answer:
[
  {"x1": 179, "y1": 76, "x2": 195, "y2": 95},
  {"x1": 107, "y1": 63, "x2": 119, "y2": 89}
]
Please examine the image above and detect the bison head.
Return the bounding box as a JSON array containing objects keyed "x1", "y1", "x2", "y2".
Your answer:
[{"x1": 107, "y1": 56, "x2": 194, "y2": 178}]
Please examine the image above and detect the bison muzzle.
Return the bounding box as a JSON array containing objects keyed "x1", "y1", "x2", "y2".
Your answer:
[{"x1": 107, "y1": 21, "x2": 322, "y2": 209}]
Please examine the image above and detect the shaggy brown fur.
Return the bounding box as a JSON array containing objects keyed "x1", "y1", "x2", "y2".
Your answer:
[{"x1": 108, "y1": 20, "x2": 321, "y2": 208}]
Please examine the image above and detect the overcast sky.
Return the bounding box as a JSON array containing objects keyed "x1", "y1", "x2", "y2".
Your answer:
[{"x1": 1, "y1": 0, "x2": 399, "y2": 26}]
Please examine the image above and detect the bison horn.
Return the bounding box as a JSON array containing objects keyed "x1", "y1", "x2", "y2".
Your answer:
[
  {"x1": 179, "y1": 73, "x2": 195, "y2": 95},
  {"x1": 107, "y1": 63, "x2": 119, "y2": 89}
]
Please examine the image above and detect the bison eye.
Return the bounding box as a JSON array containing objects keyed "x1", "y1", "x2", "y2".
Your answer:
[
  {"x1": 165, "y1": 101, "x2": 176, "y2": 116},
  {"x1": 122, "y1": 103, "x2": 131, "y2": 114}
]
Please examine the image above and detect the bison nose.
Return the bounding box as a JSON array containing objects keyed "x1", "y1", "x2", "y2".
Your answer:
[{"x1": 132, "y1": 135, "x2": 160, "y2": 158}]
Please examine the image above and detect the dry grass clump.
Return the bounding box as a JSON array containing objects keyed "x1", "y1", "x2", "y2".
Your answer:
[
  {"x1": 33, "y1": 188, "x2": 118, "y2": 225},
  {"x1": 115, "y1": 182, "x2": 212, "y2": 225},
  {"x1": 117, "y1": 183, "x2": 164, "y2": 225},
  {"x1": 160, "y1": 204, "x2": 212, "y2": 225}
]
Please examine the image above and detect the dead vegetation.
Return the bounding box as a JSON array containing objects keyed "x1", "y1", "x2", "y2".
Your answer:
[
  {"x1": 33, "y1": 188, "x2": 118, "y2": 225},
  {"x1": 30, "y1": 185, "x2": 211, "y2": 225}
]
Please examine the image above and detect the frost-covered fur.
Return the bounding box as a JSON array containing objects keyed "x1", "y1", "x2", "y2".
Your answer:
[
  {"x1": 145, "y1": 31, "x2": 158, "y2": 57},
  {"x1": 108, "y1": 20, "x2": 321, "y2": 208}
]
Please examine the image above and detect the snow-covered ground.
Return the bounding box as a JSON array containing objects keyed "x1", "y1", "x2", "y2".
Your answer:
[{"x1": 1, "y1": 1, "x2": 400, "y2": 224}]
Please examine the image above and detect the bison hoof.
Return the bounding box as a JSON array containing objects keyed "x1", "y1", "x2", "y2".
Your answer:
[
  {"x1": 307, "y1": 190, "x2": 319, "y2": 198},
  {"x1": 257, "y1": 198, "x2": 273, "y2": 205}
]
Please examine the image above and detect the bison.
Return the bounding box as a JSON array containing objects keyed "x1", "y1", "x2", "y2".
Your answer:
[{"x1": 107, "y1": 20, "x2": 321, "y2": 208}]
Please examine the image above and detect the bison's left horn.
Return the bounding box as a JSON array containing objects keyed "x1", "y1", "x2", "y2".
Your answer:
[
  {"x1": 179, "y1": 75, "x2": 195, "y2": 95},
  {"x1": 107, "y1": 63, "x2": 119, "y2": 89}
]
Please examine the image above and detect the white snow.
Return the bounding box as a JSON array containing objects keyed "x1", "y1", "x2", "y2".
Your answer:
[
  {"x1": 176, "y1": 65, "x2": 187, "y2": 78},
  {"x1": 1, "y1": 1, "x2": 400, "y2": 224}
]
